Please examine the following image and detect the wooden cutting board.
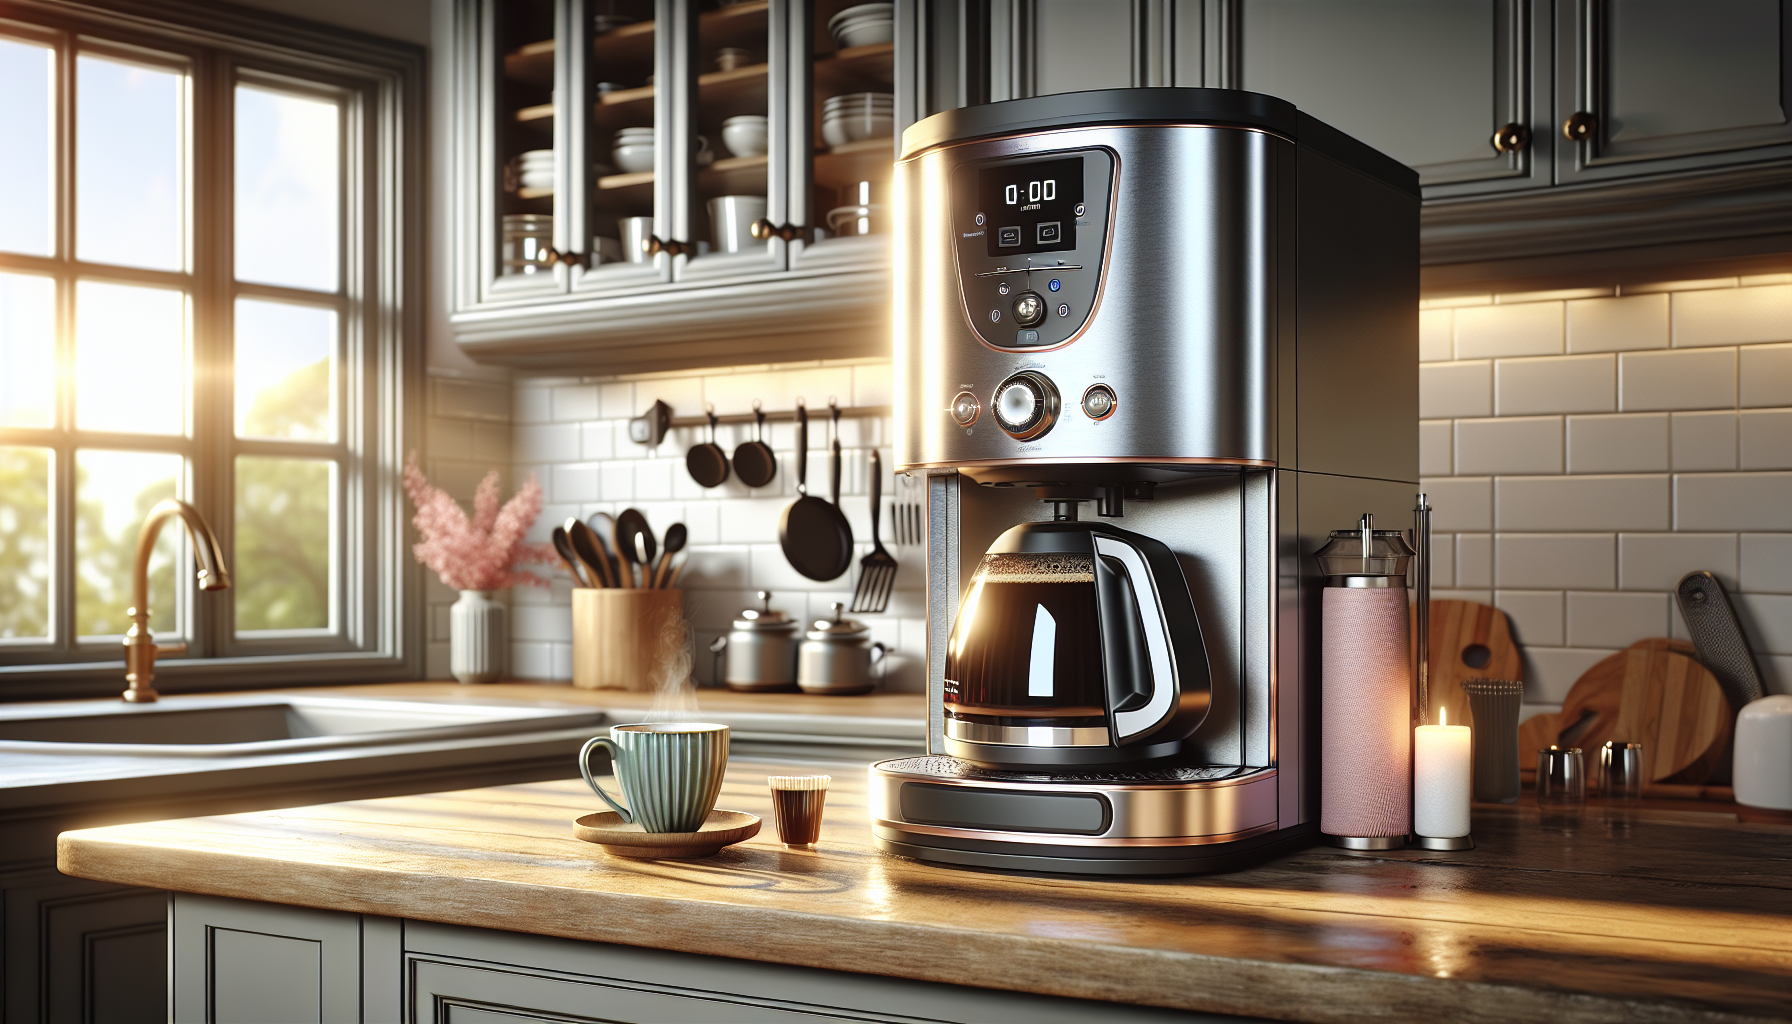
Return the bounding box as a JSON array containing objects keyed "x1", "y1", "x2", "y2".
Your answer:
[
  {"x1": 1423, "y1": 599, "x2": 1524, "y2": 727},
  {"x1": 1516, "y1": 638, "x2": 1730, "y2": 785}
]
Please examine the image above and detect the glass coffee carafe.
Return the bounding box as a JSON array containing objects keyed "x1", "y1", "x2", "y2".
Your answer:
[{"x1": 945, "y1": 549, "x2": 1109, "y2": 727}]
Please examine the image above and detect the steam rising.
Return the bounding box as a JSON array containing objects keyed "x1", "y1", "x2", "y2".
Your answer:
[{"x1": 643, "y1": 608, "x2": 700, "y2": 723}]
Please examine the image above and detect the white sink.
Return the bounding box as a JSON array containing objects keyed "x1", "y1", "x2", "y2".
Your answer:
[{"x1": 0, "y1": 695, "x2": 606, "y2": 758}]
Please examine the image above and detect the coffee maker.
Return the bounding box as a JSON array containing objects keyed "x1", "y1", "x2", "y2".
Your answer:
[{"x1": 871, "y1": 88, "x2": 1419, "y2": 874}]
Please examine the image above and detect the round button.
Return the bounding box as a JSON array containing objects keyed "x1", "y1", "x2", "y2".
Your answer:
[
  {"x1": 989, "y1": 308, "x2": 1001, "y2": 323},
  {"x1": 975, "y1": 213, "x2": 985, "y2": 226},
  {"x1": 1057, "y1": 303, "x2": 1070, "y2": 317},
  {"x1": 997, "y1": 282, "x2": 1010, "y2": 295},
  {"x1": 950, "y1": 391, "x2": 980, "y2": 426},
  {"x1": 1074, "y1": 203, "x2": 1086, "y2": 217},
  {"x1": 1081, "y1": 384, "x2": 1117, "y2": 420},
  {"x1": 1012, "y1": 291, "x2": 1045, "y2": 328},
  {"x1": 1048, "y1": 279, "x2": 1061, "y2": 292},
  {"x1": 991, "y1": 372, "x2": 1061, "y2": 440}
]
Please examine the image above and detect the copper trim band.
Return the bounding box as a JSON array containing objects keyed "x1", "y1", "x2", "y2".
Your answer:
[
  {"x1": 873, "y1": 819, "x2": 1280, "y2": 848},
  {"x1": 899, "y1": 121, "x2": 1294, "y2": 164},
  {"x1": 945, "y1": 718, "x2": 1111, "y2": 747},
  {"x1": 874, "y1": 765, "x2": 1277, "y2": 794}
]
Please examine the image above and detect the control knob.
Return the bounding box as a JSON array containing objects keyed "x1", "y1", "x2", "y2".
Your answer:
[{"x1": 992, "y1": 372, "x2": 1060, "y2": 440}]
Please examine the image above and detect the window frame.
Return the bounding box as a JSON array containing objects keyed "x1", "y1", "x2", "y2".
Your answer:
[{"x1": 0, "y1": 0, "x2": 422, "y2": 698}]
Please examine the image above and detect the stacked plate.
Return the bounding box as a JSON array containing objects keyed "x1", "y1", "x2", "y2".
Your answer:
[
  {"x1": 829, "y1": 3, "x2": 893, "y2": 48},
  {"x1": 821, "y1": 92, "x2": 893, "y2": 148},
  {"x1": 612, "y1": 127, "x2": 655, "y2": 173},
  {"x1": 517, "y1": 149, "x2": 555, "y2": 192}
]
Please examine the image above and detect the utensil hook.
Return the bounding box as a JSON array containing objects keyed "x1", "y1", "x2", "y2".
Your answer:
[{"x1": 705, "y1": 403, "x2": 719, "y2": 443}]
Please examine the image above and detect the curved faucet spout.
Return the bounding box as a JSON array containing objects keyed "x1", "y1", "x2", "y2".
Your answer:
[{"x1": 123, "y1": 498, "x2": 231, "y2": 703}]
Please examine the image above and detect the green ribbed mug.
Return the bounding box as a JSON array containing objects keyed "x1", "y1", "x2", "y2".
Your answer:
[{"x1": 579, "y1": 723, "x2": 730, "y2": 833}]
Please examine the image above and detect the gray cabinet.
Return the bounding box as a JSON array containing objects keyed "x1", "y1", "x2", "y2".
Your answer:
[
  {"x1": 170, "y1": 895, "x2": 1242, "y2": 1023},
  {"x1": 451, "y1": 0, "x2": 894, "y2": 374},
  {"x1": 2, "y1": 865, "x2": 165, "y2": 1023}
]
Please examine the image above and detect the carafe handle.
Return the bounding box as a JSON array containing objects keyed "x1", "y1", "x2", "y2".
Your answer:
[{"x1": 1094, "y1": 535, "x2": 1179, "y2": 742}]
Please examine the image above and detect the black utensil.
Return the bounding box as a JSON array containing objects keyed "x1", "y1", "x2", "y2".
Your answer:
[
  {"x1": 616, "y1": 508, "x2": 656, "y2": 589},
  {"x1": 732, "y1": 401, "x2": 777, "y2": 488},
  {"x1": 565, "y1": 518, "x2": 612, "y2": 588},
  {"x1": 849, "y1": 450, "x2": 897, "y2": 613},
  {"x1": 654, "y1": 522, "x2": 687, "y2": 588},
  {"x1": 1676, "y1": 570, "x2": 1765, "y2": 711},
  {"x1": 778, "y1": 402, "x2": 853, "y2": 581},
  {"x1": 551, "y1": 526, "x2": 590, "y2": 587},
  {"x1": 686, "y1": 407, "x2": 730, "y2": 488}
]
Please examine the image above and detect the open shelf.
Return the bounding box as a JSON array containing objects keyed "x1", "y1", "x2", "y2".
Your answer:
[
  {"x1": 814, "y1": 136, "x2": 894, "y2": 193},
  {"x1": 698, "y1": 1, "x2": 769, "y2": 54},
  {"x1": 504, "y1": 39, "x2": 556, "y2": 87},
  {"x1": 699, "y1": 154, "x2": 769, "y2": 197},
  {"x1": 814, "y1": 42, "x2": 894, "y2": 95}
]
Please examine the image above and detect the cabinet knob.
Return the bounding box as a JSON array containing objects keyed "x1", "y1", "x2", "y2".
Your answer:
[
  {"x1": 541, "y1": 247, "x2": 588, "y2": 270},
  {"x1": 644, "y1": 235, "x2": 696, "y2": 258},
  {"x1": 1490, "y1": 122, "x2": 1531, "y2": 154},
  {"x1": 750, "y1": 219, "x2": 808, "y2": 242},
  {"x1": 1562, "y1": 112, "x2": 1597, "y2": 142}
]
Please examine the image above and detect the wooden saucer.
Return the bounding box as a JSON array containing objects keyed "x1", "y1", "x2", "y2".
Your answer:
[{"x1": 572, "y1": 809, "x2": 761, "y2": 859}]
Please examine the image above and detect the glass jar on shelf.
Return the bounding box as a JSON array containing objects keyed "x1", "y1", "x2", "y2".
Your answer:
[{"x1": 500, "y1": 214, "x2": 557, "y2": 276}]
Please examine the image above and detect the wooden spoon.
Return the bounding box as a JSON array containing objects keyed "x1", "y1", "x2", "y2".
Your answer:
[
  {"x1": 551, "y1": 526, "x2": 590, "y2": 588},
  {"x1": 564, "y1": 519, "x2": 612, "y2": 588}
]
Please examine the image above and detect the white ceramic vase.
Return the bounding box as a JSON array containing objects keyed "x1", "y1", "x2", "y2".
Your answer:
[{"x1": 450, "y1": 590, "x2": 507, "y2": 684}]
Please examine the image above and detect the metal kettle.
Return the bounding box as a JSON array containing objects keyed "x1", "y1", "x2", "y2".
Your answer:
[
  {"x1": 708, "y1": 591, "x2": 800, "y2": 691},
  {"x1": 797, "y1": 603, "x2": 888, "y2": 695},
  {"x1": 943, "y1": 518, "x2": 1212, "y2": 767}
]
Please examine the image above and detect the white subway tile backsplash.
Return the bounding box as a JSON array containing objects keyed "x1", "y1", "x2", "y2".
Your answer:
[
  {"x1": 715, "y1": 497, "x2": 787, "y2": 544},
  {"x1": 633, "y1": 459, "x2": 675, "y2": 501},
  {"x1": 1675, "y1": 472, "x2": 1792, "y2": 531},
  {"x1": 514, "y1": 386, "x2": 552, "y2": 424},
  {"x1": 1670, "y1": 411, "x2": 1738, "y2": 471},
  {"x1": 1420, "y1": 476, "x2": 1491, "y2": 531},
  {"x1": 1671, "y1": 283, "x2": 1792, "y2": 347},
  {"x1": 1566, "y1": 414, "x2": 1668, "y2": 474},
  {"x1": 1419, "y1": 309, "x2": 1453, "y2": 362},
  {"x1": 473, "y1": 423, "x2": 511, "y2": 463},
  {"x1": 581, "y1": 421, "x2": 614, "y2": 460},
  {"x1": 598, "y1": 382, "x2": 634, "y2": 419},
  {"x1": 1618, "y1": 533, "x2": 1738, "y2": 590},
  {"x1": 1496, "y1": 354, "x2": 1614, "y2": 416},
  {"x1": 1740, "y1": 344, "x2": 1792, "y2": 408},
  {"x1": 1420, "y1": 361, "x2": 1492, "y2": 418},
  {"x1": 512, "y1": 603, "x2": 572, "y2": 643},
  {"x1": 1419, "y1": 420, "x2": 1453, "y2": 476},
  {"x1": 1456, "y1": 533, "x2": 1492, "y2": 588},
  {"x1": 552, "y1": 463, "x2": 600, "y2": 504},
  {"x1": 1455, "y1": 301, "x2": 1563, "y2": 359},
  {"x1": 1524, "y1": 648, "x2": 1617, "y2": 704},
  {"x1": 1741, "y1": 534, "x2": 1792, "y2": 594},
  {"x1": 1496, "y1": 534, "x2": 1615, "y2": 589},
  {"x1": 1566, "y1": 293, "x2": 1668, "y2": 353},
  {"x1": 1740, "y1": 410, "x2": 1792, "y2": 470},
  {"x1": 1455, "y1": 416, "x2": 1562, "y2": 475},
  {"x1": 551, "y1": 384, "x2": 599, "y2": 422},
  {"x1": 1566, "y1": 591, "x2": 1670, "y2": 648},
  {"x1": 1495, "y1": 475, "x2": 1668, "y2": 531},
  {"x1": 433, "y1": 377, "x2": 511, "y2": 422},
  {"x1": 1735, "y1": 593, "x2": 1792, "y2": 656},
  {"x1": 1762, "y1": 654, "x2": 1792, "y2": 695},
  {"x1": 1495, "y1": 590, "x2": 1564, "y2": 646},
  {"x1": 1619, "y1": 348, "x2": 1736, "y2": 411},
  {"x1": 515, "y1": 422, "x2": 581, "y2": 463},
  {"x1": 1434, "y1": 588, "x2": 1494, "y2": 605},
  {"x1": 599, "y1": 461, "x2": 634, "y2": 501},
  {"x1": 637, "y1": 376, "x2": 705, "y2": 419},
  {"x1": 1430, "y1": 531, "x2": 1457, "y2": 586}
]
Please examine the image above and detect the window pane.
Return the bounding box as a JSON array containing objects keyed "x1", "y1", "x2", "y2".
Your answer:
[
  {"x1": 76, "y1": 450, "x2": 180, "y2": 637},
  {"x1": 0, "y1": 38, "x2": 55, "y2": 256},
  {"x1": 0, "y1": 273, "x2": 55, "y2": 428},
  {"x1": 235, "y1": 456, "x2": 332, "y2": 632},
  {"x1": 0, "y1": 447, "x2": 52, "y2": 639},
  {"x1": 236, "y1": 86, "x2": 339, "y2": 291},
  {"x1": 76, "y1": 280, "x2": 187, "y2": 434},
  {"x1": 236, "y1": 299, "x2": 335, "y2": 441},
  {"x1": 77, "y1": 54, "x2": 186, "y2": 271}
]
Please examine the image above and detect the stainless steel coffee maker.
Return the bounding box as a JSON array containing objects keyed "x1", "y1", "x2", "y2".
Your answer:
[{"x1": 871, "y1": 88, "x2": 1420, "y2": 874}]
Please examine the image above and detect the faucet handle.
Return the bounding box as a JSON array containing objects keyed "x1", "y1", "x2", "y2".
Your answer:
[{"x1": 155, "y1": 641, "x2": 187, "y2": 657}]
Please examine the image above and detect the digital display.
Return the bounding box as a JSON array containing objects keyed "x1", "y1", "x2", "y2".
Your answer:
[{"x1": 979, "y1": 157, "x2": 1082, "y2": 257}]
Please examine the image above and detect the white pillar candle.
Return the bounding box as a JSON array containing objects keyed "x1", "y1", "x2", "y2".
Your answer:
[{"x1": 1414, "y1": 708, "x2": 1472, "y2": 838}]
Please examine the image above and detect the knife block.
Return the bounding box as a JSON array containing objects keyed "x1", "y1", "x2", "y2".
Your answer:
[{"x1": 572, "y1": 589, "x2": 686, "y2": 690}]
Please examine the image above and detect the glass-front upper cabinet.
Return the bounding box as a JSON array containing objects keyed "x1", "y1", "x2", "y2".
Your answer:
[{"x1": 795, "y1": 0, "x2": 895, "y2": 272}]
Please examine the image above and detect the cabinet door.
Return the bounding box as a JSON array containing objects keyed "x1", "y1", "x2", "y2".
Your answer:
[
  {"x1": 2, "y1": 866, "x2": 165, "y2": 1024},
  {"x1": 411, "y1": 959, "x2": 878, "y2": 1023},
  {"x1": 1240, "y1": 0, "x2": 1550, "y2": 197},
  {"x1": 169, "y1": 894, "x2": 393, "y2": 1024},
  {"x1": 791, "y1": 0, "x2": 896, "y2": 277},
  {"x1": 1554, "y1": 0, "x2": 1792, "y2": 183}
]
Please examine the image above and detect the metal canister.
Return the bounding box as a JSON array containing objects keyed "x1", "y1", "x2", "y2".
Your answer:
[
  {"x1": 709, "y1": 591, "x2": 799, "y2": 691},
  {"x1": 797, "y1": 603, "x2": 887, "y2": 695}
]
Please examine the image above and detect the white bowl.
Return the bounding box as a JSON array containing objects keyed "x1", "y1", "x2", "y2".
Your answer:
[
  {"x1": 823, "y1": 92, "x2": 893, "y2": 111},
  {"x1": 519, "y1": 171, "x2": 556, "y2": 189},
  {"x1": 821, "y1": 113, "x2": 893, "y2": 148},
  {"x1": 723, "y1": 114, "x2": 769, "y2": 127},
  {"x1": 616, "y1": 127, "x2": 655, "y2": 139},
  {"x1": 828, "y1": 4, "x2": 892, "y2": 31},
  {"x1": 721, "y1": 123, "x2": 769, "y2": 158},
  {"x1": 612, "y1": 143, "x2": 655, "y2": 174},
  {"x1": 832, "y1": 16, "x2": 894, "y2": 48}
]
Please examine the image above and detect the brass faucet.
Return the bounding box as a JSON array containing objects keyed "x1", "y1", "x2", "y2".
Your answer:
[{"x1": 122, "y1": 498, "x2": 231, "y2": 703}]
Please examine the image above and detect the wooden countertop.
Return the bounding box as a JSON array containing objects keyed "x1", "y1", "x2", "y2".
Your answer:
[
  {"x1": 58, "y1": 762, "x2": 1792, "y2": 1024},
  {"x1": 245, "y1": 681, "x2": 928, "y2": 720}
]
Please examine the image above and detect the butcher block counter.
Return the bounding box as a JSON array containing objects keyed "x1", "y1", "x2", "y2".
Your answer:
[{"x1": 57, "y1": 760, "x2": 1792, "y2": 1024}]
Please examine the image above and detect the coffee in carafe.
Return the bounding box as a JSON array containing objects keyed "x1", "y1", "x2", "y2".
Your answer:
[{"x1": 945, "y1": 551, "x2": 1107, "y2": 724}]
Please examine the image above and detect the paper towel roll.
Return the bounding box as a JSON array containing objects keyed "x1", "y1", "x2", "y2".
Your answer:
[{"x1": 1321, "y1": 586, "x2": 1413, "y2": 838}]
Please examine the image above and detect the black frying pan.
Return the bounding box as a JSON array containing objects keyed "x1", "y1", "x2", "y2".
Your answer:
[
  {"x1": 778, "y1": 403, "x2": 853, "y2": 581},
  {"x1": 685, "y1": 408, "x2": 730, "y2": 488},
  {"x1": 732, "y1": 402, "x2": 777, "y2": 488}
]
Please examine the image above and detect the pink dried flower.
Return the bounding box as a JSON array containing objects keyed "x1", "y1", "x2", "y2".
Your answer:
[{"x1": 402, "y1": 455, "x2": 555, "y2": 591}]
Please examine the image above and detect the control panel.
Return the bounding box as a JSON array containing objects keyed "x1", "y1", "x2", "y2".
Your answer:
[{"x1": 951, "y1": 149, "x2": 1114, "y2": 350}]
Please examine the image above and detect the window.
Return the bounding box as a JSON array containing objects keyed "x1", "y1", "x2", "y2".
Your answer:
[{"x1": 0, "y1": 5, "x2": 420, "y2": 693}]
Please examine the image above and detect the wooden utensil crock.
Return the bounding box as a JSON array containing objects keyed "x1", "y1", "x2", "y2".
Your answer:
[{"x1": 572, "y1": 588, "x2": 685, "y2": 690}]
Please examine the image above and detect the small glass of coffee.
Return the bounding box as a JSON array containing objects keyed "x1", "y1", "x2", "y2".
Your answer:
[{"x1": 767, "y1": 775, "x2": 830, "y2": 847}]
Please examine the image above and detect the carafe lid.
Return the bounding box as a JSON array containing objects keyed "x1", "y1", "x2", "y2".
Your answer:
[
  {"x1": 733, "y1": 591, "x2": 796, "y2": 631},
  {"x1": 807, "y1": 602, "x2": 869, "y2": 639},
  {"x1": 1316, "y1": 514, "x2": 1414, "y2": 578}
]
